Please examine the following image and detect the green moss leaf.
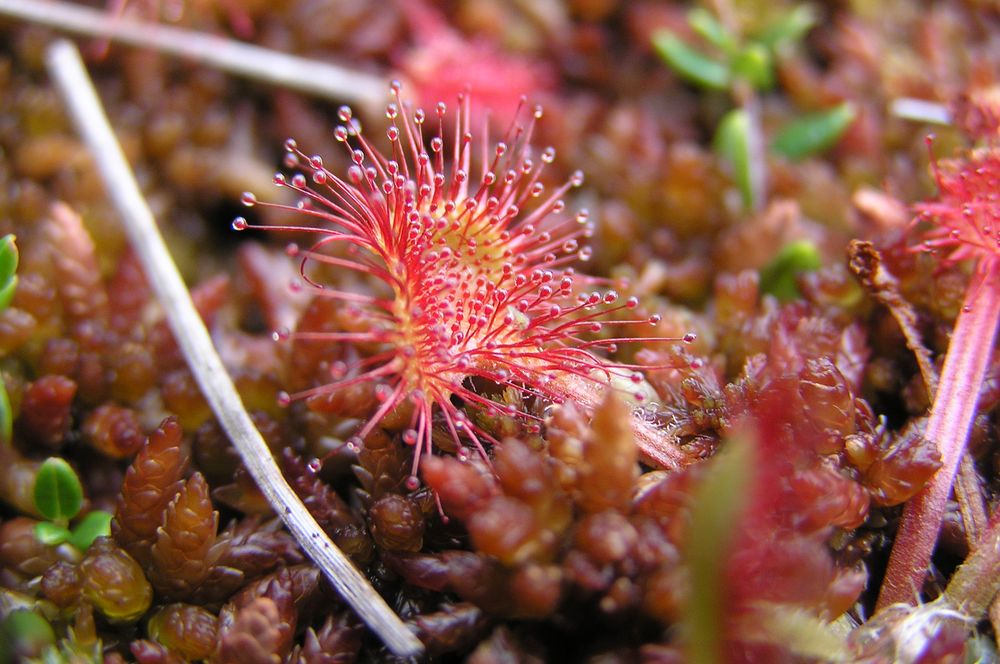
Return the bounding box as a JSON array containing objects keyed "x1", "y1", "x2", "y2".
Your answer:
[
  {"x1": 713, "y1": 109, "x2": 755, "y2": 210},
  {"x1": 759, "y1": 240, "x2": 823, "y2": 301},
  {"x1": 0, "y1": 234, "x2": 18, "y2": 312},
  {"x1": 652, "y1": 31, "x2": 731, "y2": 91},
  {"x1": 771, "y1": 102, "x2": 856, "y2": 161},
  {"x1": 68, "y1": 511, "x2": 113, "y2": 552},
  {"x1": 684, "y1": 435, "x2": 755, "y2": 664},
  {"x1": 32, "y1": 458, "x2": 84, "y2": 524}
]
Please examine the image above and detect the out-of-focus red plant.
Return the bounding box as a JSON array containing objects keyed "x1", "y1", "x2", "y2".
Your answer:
[
  {"x1": 663, "y1": 364, "x2": 869, "y2": 662},
  {"x1": 879, "y1": 92, "x2": 1000, "y2": 609},
  {"x1": 235, "y1": 84, "x2": 693, "y2": 488},
  {"x1": 393, "y1": 0, "x2": 555, "y2": 130}
]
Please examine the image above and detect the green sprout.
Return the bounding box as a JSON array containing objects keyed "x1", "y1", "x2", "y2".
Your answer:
[
  {"x1": 653, "y1": 6, "x2": 856, "y2": 211},
  {"x1": 652, "y1": 5, "x2": 816, "y2": 94},
  {"x1": 32, "y1": 457, "x2": 111, "y2": 552}
]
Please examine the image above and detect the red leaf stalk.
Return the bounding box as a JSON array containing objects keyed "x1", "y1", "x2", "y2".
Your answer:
[
  {"x1": 878, "y1": 257, "x2": 1000, "y2": 608},
  {"x1": 878, "y1": 140, "x2": 1000, "y2": 609}
]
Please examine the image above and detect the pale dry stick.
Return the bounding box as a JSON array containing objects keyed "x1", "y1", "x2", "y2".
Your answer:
[
  {"x1": 3, "y1": 0, "x2": 385, "y2": 109},
  {"x1": 44, "y1": 39, "x2": 424, "y2": 658},
  {"x1": 890, "y1": 98, "x2": 952, "y2": 126}
]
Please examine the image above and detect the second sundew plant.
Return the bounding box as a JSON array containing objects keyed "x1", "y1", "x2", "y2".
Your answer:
[
  {"x1": 235, "y1": 83, "x2": 694, "y2": 486},
  {"x1": 878, "y1": 126, "x2": 1000, "y2": 608}
]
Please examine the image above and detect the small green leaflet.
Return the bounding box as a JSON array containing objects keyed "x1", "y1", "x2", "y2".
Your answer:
[
  {"x1": 67, "y1": 511, "x2": 113, "y2": 552},
  {"x1": 652, "y1": 31, "x2": 730, "y2": 91},
  {"x1": 755, "y1": 5, "x2": 818, "y2": 51},
  {"x1": 34, "y1": 521, "x2": 72, "y2": 546},
  {"x1": 32, "y1": 457, "x2": 83, "y2": 524},
  {"x1": 687, "y1": 7, "x2": 735, "y2": 54},
  {"x1": 772, "y1": 102, "x2": 857, "y2": 161}
]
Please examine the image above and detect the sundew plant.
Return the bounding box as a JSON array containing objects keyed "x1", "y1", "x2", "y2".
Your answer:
[{"x1": 235, "y1": 83, "x2": 692, "y2": 487}]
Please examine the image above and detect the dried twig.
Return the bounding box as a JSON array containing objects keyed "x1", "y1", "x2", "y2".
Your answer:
[
  {"x1": 847, "y1": 240, "x2": 936, "y2": 393},
  {"x1": 44, "y1": 38, "x2": 423, "y2": 658},
  {"x1": 3, "y1": 0, "x2": 385, "y2": 109},
  {"x1": 890, "y1": 98, "x2": 952, "y2": 126}
]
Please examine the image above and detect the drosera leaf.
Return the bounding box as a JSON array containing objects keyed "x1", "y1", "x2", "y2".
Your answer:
[
  {"x1": 687, "y1": 7, "x2": 736, "y2": 54},
  {"x1": 713, "y1": 108, "x2": 755, "y2": 210},
  {"x1": 771, "y1": 101, "x2": 857, "y2": 161},
  {"x1": 32, "y1": 457, "x2": 84, "y2": 525},
  {"x1": 34, "y1": 521, "x2": 72, "y2": 546},
  {"x1": 68, "y1": 510, "x2": 113, "y2": 552},
  {"x1": 683, "y1": 435, "x2": 755, "y2": 664},
  {"x1": 758, "y1": 240, "x2": 823, "y2": 301},
  {"x1": 0, "y1": 234, "x2": 18, "y2": 311},
  {"x1": 651, "y1": 31, "x2": 731, "y2": 91}
]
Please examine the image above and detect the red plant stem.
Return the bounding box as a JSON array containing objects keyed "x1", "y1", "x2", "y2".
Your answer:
[{"x1": 878, "y1": 256, "x2": 1000, "y2": 610}]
